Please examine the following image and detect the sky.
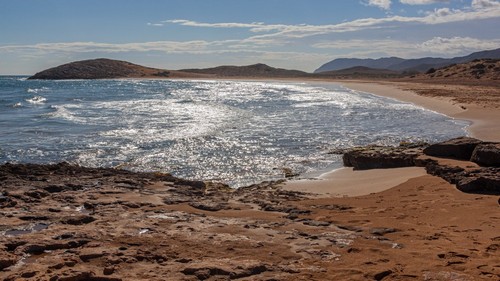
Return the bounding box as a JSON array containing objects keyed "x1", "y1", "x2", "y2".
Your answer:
[{"x1": 0, "y1": 0, "x2": 499, "y2": 74}]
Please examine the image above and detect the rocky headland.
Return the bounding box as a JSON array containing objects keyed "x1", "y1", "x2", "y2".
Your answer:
[
  {"x1": 1, "y1": 137, "x2": 499, "y2": 280},
  {"x1": 27, "y1": 59, "x2": 209, "y2": 80}
]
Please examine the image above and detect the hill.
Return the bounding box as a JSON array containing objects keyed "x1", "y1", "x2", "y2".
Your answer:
[
  {"x1": 317, "y1": 66, "x2": 402, "y2": 78},
  {"x1": 315, "y1": 48, "x2": 500, "y2": 73},
  {"x1": 28, "y1": 58, "x2": 207, "y2": 80},
  {"x1": 29, "y1": 60, "x2": 312, "y2": 80},
  {"x1": 413, "y1": 59, "x2": 500, "y2": 80},
  {"x1": 315, "y1": 57, "x2": 405, "y2": 73},
  {"x1": 180, "y1": 63, "x2": 311, "y2": 78}
]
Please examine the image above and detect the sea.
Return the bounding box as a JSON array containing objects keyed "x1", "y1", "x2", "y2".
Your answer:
[{"x1": 0, "y1": 76, "x2": 469, "y2": 187}]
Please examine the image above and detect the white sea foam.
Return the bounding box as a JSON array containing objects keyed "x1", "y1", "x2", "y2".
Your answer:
[
  {"x1": 26, "y1": 87, "x2": 49, "y2": 94},
  {"x1": 46, "y1": 105, "x2": 85, "y2": 123},
  {"x1": 25, "y1": 96, "x2": 46, "y2": 104}
]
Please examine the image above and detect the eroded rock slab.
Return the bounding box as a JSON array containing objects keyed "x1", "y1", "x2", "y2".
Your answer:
[
  {"x1": 343, "y1": 143, "x2": 426, "y2": 170},
  {"x1": 470, "y1": 143, "x2": 500, "y2": 167},
  {"x1": 423, "y1": 137, "x2": 483, "y2": 160}
]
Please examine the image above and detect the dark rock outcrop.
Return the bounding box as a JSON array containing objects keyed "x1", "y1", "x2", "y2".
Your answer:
[
  {"x1": 343, "y1": 144, "x2": 426, "y2": 170},
  {"x1": 470, "y1": 143, "x2": 500, "y2": 167},
  {"x1": 423, "y1": 137, "x2": 483, "y2": 160},
  {"x1": 60, "y1": 215, "x2": 96, "y2": 225},
  {"x1": 426, "y1": 162, "x2": 500, "y2": 194},
  {"x1": 456, "y1": 168, "x2": 500, "y2": 194}
]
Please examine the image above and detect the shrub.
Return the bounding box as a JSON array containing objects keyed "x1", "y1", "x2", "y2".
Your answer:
[{"x1": 426, "y1": 68, "x2": 436, "y2": 74}]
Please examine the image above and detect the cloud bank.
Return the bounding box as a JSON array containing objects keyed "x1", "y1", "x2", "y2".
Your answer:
[{"x1": 1, "y1": 0, "x2": 499, "y2": 73}]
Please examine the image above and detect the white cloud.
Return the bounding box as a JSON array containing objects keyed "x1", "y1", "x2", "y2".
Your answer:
[
  {"x1": 312, "y1": 36, "x2": 500, "y2": 58},
  {"x1": 165, "y1": 19, "x2": 277, "y2": 31},
  {"x1": 427, "y1": 7, "x2": 455, "y2": 17},
  {"x1": 313, "y1": 39, "x2": 413, "y2": 50},
  {"x1": 147, "y1": 23, "x2": 164, "y2": 27},
  {"x1": 400, "y1": 0, "x2": 449, "y2": 5},
  {"x1": 419, "y1": 36, "x2": 500, "y2": 54},
  {"x1": 2, "y1": 1, "x2": 499, "y2": 73},
  {"x1": 160, "y1": 2, "x2": 500, "y2": 42},
  {"x1": 471, "y1": 0, "x2": 500, "y2": 9},
  {"x1": 363, "y1": 0, "x2": 392, "y2": 10},
  {"x1": 0, "y1": 41, "x2": 215, "y2": 54}
]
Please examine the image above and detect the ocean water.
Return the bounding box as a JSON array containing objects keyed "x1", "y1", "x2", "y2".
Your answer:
[{"x1": 0, "y1": 76, "x2": 468, "y2": 187}]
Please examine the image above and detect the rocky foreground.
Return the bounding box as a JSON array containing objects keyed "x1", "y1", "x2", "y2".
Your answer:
[{"x1": 1, "y1": 138, "x2": 499, "y2": 280}]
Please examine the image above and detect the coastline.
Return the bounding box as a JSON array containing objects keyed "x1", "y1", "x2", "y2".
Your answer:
[
  {"x1": 281, "y1": 79, "x2": 500, "y2": 197},
  {"x1": 2, "y1": 78, "x2": 499, "y2": 280},
  {"x1": 337, "y1": 80, "x2": 500, "y2": 141}
]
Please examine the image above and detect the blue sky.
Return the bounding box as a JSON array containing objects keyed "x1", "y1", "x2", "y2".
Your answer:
[{"x1": 1, "y1": 0, "x2": 499, "y2": 74}]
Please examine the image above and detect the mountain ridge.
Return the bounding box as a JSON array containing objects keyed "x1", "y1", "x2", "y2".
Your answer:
[{"x1": 314, "y1": 48, "x2": 500, "y2": 73}]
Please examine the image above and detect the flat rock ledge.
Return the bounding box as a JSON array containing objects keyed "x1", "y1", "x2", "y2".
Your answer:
[{"x1": 343, "y1": 137, "x2": 500, "y2": 195}]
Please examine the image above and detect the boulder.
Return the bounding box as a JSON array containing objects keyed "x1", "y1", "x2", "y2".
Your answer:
[
  {"x1": 423, "y1": 137, "x2": 482, "y2": 160},
  {"x1": 470, "y1": 143, "x2": 500, "y2": 167}
]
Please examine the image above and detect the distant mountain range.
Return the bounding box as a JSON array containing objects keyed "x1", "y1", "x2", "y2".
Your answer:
[
  {"x1": 28, "y1": 48, "x2": 500, "y2": 81},
  {"x1": 315, "y1": 66, "x2": 401, "y2": 78},
  {"x1": 314, "y1": 48, "x2": 500, "y2": 73}
]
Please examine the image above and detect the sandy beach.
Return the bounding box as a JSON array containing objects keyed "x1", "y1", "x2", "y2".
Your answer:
[
  {"x1": 282, "y1": 79, "x2": 500, "y2": 197},
  {"x1": 1, "y1": 79, "x2": 499, "y2": 280},
  {"x1": 339, "y1": 81, "x2": 500, "y2": 141}
]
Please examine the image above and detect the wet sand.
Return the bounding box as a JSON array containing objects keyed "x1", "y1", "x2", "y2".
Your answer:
[{"x1": 284, "y1": 167, "x2": 427, "y2": 197}]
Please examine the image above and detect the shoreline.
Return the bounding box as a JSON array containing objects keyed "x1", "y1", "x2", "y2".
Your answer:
[
  {"x1": 337, "y1": 80, "x2": 500, "y2": 142},
  {"x1": 281, "y1": 79, "x2": 500, "y2": 197},
  {"x1": 283, "y1": 167, "x2": 427, "y2": 197},
  {"x1": 2, "y1": 78, "x2": 499, "y2": 280},
  {"x1": 5, "y1": 76, "x2": 498, "y2": 197}
]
